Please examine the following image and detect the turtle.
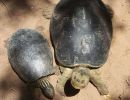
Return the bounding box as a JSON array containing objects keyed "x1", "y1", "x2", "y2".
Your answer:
[
  {"x1": 49, "y1": 0, "x2": 113, "y2": 99},
  {"x1": 7, "y1": 29, "x2": 55, "y2": 99}
]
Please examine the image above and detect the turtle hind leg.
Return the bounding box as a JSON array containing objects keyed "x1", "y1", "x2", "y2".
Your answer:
[
  {"x1": 43, "y1": 1, "x2": 55, "y2": 19},
  {"x1": 56, "y1": 68, "x2": 73, "y2": 96},
  {"x1": 89, "y1": 69, "x2": 111, "y2": 100}
]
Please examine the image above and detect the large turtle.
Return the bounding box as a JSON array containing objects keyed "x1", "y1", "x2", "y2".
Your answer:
[
  {"x1": 49, "y1": 0, "x2": 113, "y2": 99},
  {"x1": 7, "y1": 29, "x2": 55, "y2": 99}
]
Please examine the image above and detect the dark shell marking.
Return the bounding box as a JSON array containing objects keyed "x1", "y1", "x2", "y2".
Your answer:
[
  {"x1": 8, "y1": 29, "x2": 54, "y2": 82},
  {"x1": 50, "y1": 0, "x2": 113, "y2": 68}
]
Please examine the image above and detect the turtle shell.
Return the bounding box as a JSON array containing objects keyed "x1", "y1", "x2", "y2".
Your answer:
[
  {"x1": 50, "y1": 0, "x2": 113, "y2": 68},
  {"x1": 8, "y1": 29, "x2": 54, "y2": 83}
]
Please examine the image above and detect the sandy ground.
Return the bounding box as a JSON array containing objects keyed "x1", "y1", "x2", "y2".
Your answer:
[{"x1": 0, "y1": 0, "x2": 130, "y2": 100}]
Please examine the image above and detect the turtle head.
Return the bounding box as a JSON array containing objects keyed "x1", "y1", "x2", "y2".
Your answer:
[{"x1": 71, "y1": 67, "x2": 90, "y2": 89}]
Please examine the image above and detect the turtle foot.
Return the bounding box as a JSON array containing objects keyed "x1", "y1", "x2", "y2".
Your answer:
[
  {"x1": 38, "y1": 78, "x2": 55, "y2": 99},
  {"x1": 56, "y1": 68, "x2": 73, "y2": 96},
  {"x1": 56, "y1": 76, "x2": 66, "y2": 96}
]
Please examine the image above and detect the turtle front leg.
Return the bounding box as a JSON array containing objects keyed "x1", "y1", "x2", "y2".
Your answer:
[
  {"x1": 29, "y1": 77, "x2": 54, "y2": 99},
  {"x1": 56, "y1": 68, "x2": 73, "y2": 96},
  {"x1": 89, "y1": 69, "x2": 111, "y2": 100},
  {"x1": 43, "y1": 0, "x2": 55, "y2": 19}
]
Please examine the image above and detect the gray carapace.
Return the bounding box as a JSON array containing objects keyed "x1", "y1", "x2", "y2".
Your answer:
[
  {"x1": 50, "y1": 0, "x2": 113, "y2": 67},
  {"x1": 50, "y1": 0, "x2": 113, "y2": 99},
  {"x1": 7, "y1": 29, "x2": 54, "y2": 99}
]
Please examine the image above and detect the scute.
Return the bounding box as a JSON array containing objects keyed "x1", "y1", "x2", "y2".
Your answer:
[
  {"x1": 50, "y1": 0, "x2": 112, "y2": 68},
  {"x1": 8, "y1": 29, "x2": 54, "y2": 82}
]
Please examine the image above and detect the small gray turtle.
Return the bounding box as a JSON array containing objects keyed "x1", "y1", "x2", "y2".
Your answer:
[
  {"x1": 49, "y1": 0, "x2": 113, "y2": 99},
  {"x1": 7, "y1": 29, "x2": 54, "y2": 99}
]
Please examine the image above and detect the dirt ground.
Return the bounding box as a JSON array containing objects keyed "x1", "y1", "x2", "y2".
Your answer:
[{"x1": 0, "y1": 0, "x2": 130, "y2": 100}]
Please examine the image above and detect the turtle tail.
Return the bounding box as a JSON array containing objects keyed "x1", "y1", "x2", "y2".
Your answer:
[{"x1": 37, "y1": 78, "x2": 54, "y2": 99}]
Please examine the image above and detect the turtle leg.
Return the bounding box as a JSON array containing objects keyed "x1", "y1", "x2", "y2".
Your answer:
[
  {"x1": 53, "y1": 65, "x2": 61, "y2": 76},
  {"x1": 56, "y1": 68, "x2": 73, "y2": 96},
  {"x1": 43, "y1": 0, "x2": 55, "y2": 19},
  {"x1": 36, "y1": 77, "x2": 54, "y2": 99},
  {"x1": 89, "y1": 69, "x2": 111, "y2": 100}
]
